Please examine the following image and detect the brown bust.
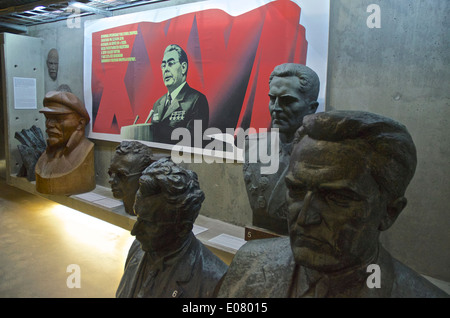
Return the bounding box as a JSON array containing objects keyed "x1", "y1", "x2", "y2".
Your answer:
[{"x1": 35, "y1": 91, "x2": 95, "y2": 195}]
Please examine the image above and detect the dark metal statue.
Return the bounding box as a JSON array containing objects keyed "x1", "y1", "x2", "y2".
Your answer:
[
  {"x1": 15, "y1": 125, "x2": 46, "y2": 181},
  {"x1": 220, "y1": 110, "x2": 449, "y2": 298},
  {"x1": 108, "y1": 141, "x2": 164, "y2": 215},
  {"x1": 243, "y1": 63, "x2": 319, "y2": 235},
  {"x1": 116, "y1": 157, "x2": 228, "y2": 298}
]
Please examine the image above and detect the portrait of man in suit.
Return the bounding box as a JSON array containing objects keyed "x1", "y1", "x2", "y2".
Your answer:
[
  {"x1": 116, "y1": 158, "x2": 227, "y2": 298},
  {"x1": 148, "y1": 44, "x2": 209, "y2": 145}
]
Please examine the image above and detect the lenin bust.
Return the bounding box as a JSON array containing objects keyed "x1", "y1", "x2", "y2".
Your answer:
[{"x1": 35, "y1": 91, "x2": 95, "y2": 195}]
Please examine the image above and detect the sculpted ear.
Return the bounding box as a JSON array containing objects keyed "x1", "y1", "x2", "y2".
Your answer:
[
  {"x1": 378, "y1": 197, "x2": 407, "y2": 231},
  {"x1": 308, "y1": 100, "x2": 319, "y2": 113},
  {"x1": 77, "y1": 117, "x2": 87, "y2": 131}
]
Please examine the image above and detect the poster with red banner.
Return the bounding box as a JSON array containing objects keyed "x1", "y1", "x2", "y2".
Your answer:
[{"x1": 83, "y1": 0, "x2": 329, "y2": 156}]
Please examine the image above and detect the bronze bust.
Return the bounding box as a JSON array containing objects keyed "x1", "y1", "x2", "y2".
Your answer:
[
  {"x1": 219, "y1": 110, "x2": 448, "y2": 298},
  {"x1": 116, "y1": 158, "x2": 227, "y2": 298},
  {"x1": 243, "y1": 63, "x2": 319, "y2": 235},
  {"x1": 108, "y1": 141, "x2": 163, "y2": 215}
]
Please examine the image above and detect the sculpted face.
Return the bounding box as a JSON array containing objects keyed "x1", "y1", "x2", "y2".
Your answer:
[
  {"x1": 269, "y1": 76, "x2": 317, "y2": 142},
  {"x1": 44, "y1": 112, "x2": 82, "y2": 149},
  {"x1": 131, "y1": 185, "x2": 179, "y2": 254},
  {"x1": 285, "y1": 136, "x2": 386, "y2": 272},
  {"x1": 47, "y1": 50, "x2": 59, "y2": 80},
  {"x1": 108, "y1": 154, "x2": 142, "y2": 200},
  {"x1": 161, "y1": 50, "x2": 187, "y2": 93}
]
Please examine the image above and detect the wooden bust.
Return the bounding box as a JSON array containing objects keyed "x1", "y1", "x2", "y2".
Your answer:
[{"x1": 35, "y1": 91, "x2": 95, "y2": 195}]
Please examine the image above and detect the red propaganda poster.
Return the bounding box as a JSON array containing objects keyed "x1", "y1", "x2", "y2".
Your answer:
[{"x1": 84, "y1": 0, "x2": 329, "y2": 157}]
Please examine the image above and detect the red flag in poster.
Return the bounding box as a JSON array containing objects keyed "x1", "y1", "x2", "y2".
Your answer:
[{"x1": 88, "y1": 0, "x2": 308, "y2": 146}]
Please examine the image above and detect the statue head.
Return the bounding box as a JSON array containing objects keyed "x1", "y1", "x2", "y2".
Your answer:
[
  {"x1": 46, "y1": 48, "x2": 59, "y2": 81},
  {"x1": 108, "y1": 141, "x2": 157, "y2": 215},
  {"x1": 268, "y1": 63, "x2": 319, "y2": 143},
  {"x1": 161, "y1": 44, "x2": 188, "y2": 93},
  {"x1": 56, "y1": 84, "x2": 72, "y2": 93},
  {"x1": 40, "y1": 91, "x2": 89, "y2": 154},
  {"x1": 131, "y1": 158, "x2": 205, "y2": 255},
  {"x1": 285, "y1": 110, "x2": 417, "y2": 273}
]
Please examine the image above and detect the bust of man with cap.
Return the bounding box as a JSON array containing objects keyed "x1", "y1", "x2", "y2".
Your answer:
[{"x1": 35, "y1": 91, "x2": 95, "y2": 195}]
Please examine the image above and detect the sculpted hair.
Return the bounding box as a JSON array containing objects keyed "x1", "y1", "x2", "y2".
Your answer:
[
  {"x1": 47, "y1": 48, "x2": 58, "y2": 60},
  {"x1": 269, "y1": 63, "x2": 320, "y2": 101},
  {"x1": 139, "y1": 157, "x2": 205, "y2": 223},
  {"x1": 164, "y1": 44, "x2": 189, "y2": 75},
  {"x1": 114, "y1": 141, "x2": 155, "y2": 172},
  {"x1": 293, "y1": 110, "x2": 417, "y2": 200}
]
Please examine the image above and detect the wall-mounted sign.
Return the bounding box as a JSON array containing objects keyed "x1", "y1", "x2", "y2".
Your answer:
[{"x1": 13, "y1": 77, "x2": 37, "y2": 110}]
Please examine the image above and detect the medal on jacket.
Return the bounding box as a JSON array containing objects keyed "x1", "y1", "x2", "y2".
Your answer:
[{"x1": 170, "y1": 110, "x2": 185, "y2": 121}]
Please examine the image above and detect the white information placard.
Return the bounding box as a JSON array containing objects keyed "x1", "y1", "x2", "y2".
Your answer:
[{"x1": 13, "y1": 77, "x2": 37, "y2": 110}]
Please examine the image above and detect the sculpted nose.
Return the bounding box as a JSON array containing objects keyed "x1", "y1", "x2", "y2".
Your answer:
[
  {"x1": 108, "y1": 172, "x2": 118, "y2": 185},
  {"x1": 272, "y1": 98, "x2": 283, "y2": 112},
  {"x1": 296, "y1": 191, "x2": 322, "y2": 226}
]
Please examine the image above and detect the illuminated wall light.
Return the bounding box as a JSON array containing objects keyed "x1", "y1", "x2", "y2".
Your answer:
[{"x1": 50, "y1": 204, "x2": 134, "y2": 254}]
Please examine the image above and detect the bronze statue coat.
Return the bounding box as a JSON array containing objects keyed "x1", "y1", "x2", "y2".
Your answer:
[
  {"x1": 116, "y1": 233, "x2": 227, "y2": 298},
  {"x1": 243, "y1": 132, "x2": 292, "y2": 235},
  {"x1": 150, "y1": 83, "x2": 209, "y2": 145},
  {"x1": 217, "y1": 237, "x2": 448, "y2": 298}
]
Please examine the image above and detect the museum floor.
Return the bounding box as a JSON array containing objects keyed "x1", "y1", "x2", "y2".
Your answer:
[{"x1": 1, "y1": 174, "x2": 449, "y2": 298}]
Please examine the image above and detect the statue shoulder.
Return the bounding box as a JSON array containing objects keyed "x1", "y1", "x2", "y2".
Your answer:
[
  {"x1": 391, "y1": 257, "x2": 449, "y2": 298},
  {"x1": 217, "y1": 237, "x2": 293, "y2": 298},
  {"x1": 238, "y1": 236, "x2": 290, "y2": 258}
]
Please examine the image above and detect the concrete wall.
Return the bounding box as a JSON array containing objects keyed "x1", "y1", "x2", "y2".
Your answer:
[
  {"x1": 19, "y1": 0, "x2": 449, "y2": 281},
  {"x1": 327, "y1": 0, "x2": 449, "y2": 281},
  {"x1": 1, "y1": 33, "x2": 45, "y2": 180}
]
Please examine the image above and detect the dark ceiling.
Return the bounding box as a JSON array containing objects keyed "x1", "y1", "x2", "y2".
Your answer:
[{"x1": 0, "y1": 0, "x2": 167, "y2": 33}]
